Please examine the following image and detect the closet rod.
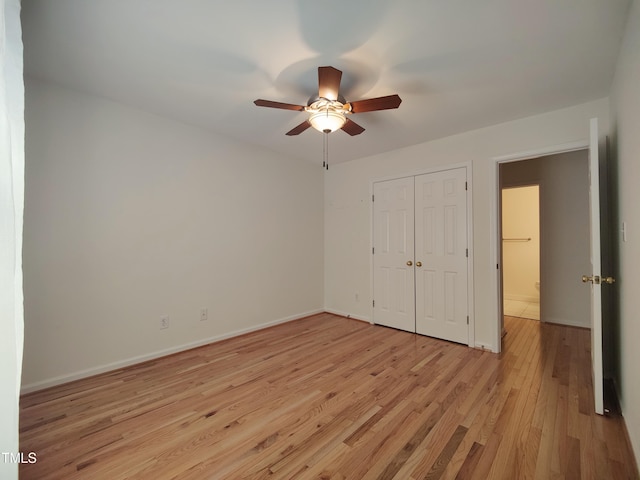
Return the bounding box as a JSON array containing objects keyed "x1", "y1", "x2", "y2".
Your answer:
[{"x1": 502, "y1": 237, "x2": 532, "y2": 242}]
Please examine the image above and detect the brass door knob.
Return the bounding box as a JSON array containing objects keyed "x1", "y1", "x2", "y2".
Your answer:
[
  {"x1": 416, "y1": 261, "x2": 422, "y2": 267},
  {"x1": 406, "y1": 261, "x2": 413, "y2": 266},
  {"x1": 583, "y1": 275, "x2": 616, "y2": 285}
]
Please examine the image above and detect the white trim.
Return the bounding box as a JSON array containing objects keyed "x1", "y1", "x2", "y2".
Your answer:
[
  {"x1": 490, "y1": 160, "x2": 502, "y2": 352},
  {"x1": 324, "y1": 308, "x2": 370, "y2": 323},
  {"x1": 466, "y1": 165, "x2": 476, "y2": 349},
  {"x1": 491, "y1": 140, "x2": 589, "y2": 354},
  {"x1": 369, "y1": 180, "x2": 375, "y2": 324},
  {"x1": 369, "y1": 163, "x2": 475, "y2": 347},
  {"x1": 545, "y1": 316, "x2": 590, "y2": 329},
  {"x1": 493, "y1": 140, "x2": 588, "y2": 163},
  {"x1": 20, "y1": 309, "x2": 324, "y2": 394},
  {"x1": 369, "y1": 161, "x2": 472, "y2": 184}
]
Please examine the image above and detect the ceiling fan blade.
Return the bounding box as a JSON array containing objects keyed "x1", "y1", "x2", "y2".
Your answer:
[
  {"x1": 254, "y1": 99, "x2": 305, "y2": 111},
  {"x1": 349, "y1": 94, "x2": 402, "y2": 113},
  {"x1": 341, "y1": 118, "x2": 365, "y2": 136},
  {"x1": 318, "y1": 66, "x2": 342, "y2": 101},
  {"x1": 285, "y1": 120, "x2": 312, "y2": 136}
]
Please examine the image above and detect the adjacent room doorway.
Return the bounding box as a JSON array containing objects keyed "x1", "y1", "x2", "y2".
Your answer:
[{"x1": 501, "y1": 185, "x2": 540, "y2": 321}]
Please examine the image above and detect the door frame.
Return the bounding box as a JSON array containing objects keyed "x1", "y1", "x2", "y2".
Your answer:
[
  {"x1": 491, "y1": 141, "x2": 588, "y2": 353},
  {"x1": 369, "y1": 162, "x2": 475, "y2": 348}
]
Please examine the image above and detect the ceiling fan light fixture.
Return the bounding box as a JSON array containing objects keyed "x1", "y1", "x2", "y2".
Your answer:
[
  {"x1": 308, "y1": 108, "x2": 346, "y2": 133},
  {"x1": 254, "y1": 66, "x2": 401, "y2": 137}
]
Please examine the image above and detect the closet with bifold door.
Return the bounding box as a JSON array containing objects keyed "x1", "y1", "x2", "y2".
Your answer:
[{"x1": 372, "y1": 166, "x2": 470, "y2": 345}]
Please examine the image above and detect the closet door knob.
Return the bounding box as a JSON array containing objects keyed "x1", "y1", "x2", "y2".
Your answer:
[
  {"x1": 416, "y1": 261, "x2": 422, "y2": 267},
  {"x1": 406, "y1": 261, "x2": 413, "y2": 266}
]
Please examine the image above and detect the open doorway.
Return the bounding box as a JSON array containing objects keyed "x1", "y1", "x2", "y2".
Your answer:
[
  {"x1": 501, "y1": 185, "x2": 540, "y2": 321},
  {"x1": 498, "y1": 150, "x2": 591, "y2": 335}
]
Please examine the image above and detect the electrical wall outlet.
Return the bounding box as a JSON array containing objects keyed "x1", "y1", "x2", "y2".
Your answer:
[
  {"x1": 160, "y1": 315, "x2": 169, "y2": 329},
  {"x1": 200, "y1": 308, "x2": 208, "y2": 321}
]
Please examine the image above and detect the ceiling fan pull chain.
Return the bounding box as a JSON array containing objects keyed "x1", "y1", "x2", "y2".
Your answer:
[
  {"x1": 322, "y1": 130, "x2": 325, "y2": 168},
  {"x1": 323, "y1": 130, "x2": 329, "y2": 170},
  {"x1": 325, "y1": 131, "x2": 330, "y2": 170}
]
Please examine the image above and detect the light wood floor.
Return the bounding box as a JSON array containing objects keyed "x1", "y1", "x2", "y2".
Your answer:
[{"x1": 20, "y1": 313, "x2": 639, "y2": 479}]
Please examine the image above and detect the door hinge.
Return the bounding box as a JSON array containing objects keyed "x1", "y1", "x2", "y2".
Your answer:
[
  {"x1": 372, "y1": 247, "x2": 375, "y2": 254},
  {"x1": 467, "y1": 316, "x2": 469, "y2": 325},
  {"x1": 372, "y1": 194, "x2": 375, "y2": 202},
  {"x1": 466, "y1": 248, "x2": 468, "y2": 258},
  {"x1": 372, "y1": 300, "x2": 375, "y2": 308},
  {"x1": 465, "y1": 181, "x2": 468, "y2": 191}
]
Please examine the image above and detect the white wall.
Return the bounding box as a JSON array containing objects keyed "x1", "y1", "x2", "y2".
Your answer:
[
  {"x1": 501, "y1": 151, "x2": 591, "y2": 328},
  {"x1": 501, "y1": 186, "x2": 540, "y2": 303},
  {"x1": 611, "y1": 0, "x2": 640, "y2": 465},
  {"x1": 325, "y1": 98, "x2": 609, "y2": 351},
  {"x1": 22, "y1": 78, "x2": 324, "y2": 391}
]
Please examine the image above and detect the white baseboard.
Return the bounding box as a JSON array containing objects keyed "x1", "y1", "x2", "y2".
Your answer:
[
  {"x1": 544, "y1": 316, "x2": 590, "y2": 329},
  {"x1": 474, "y1": 342, "x2": 498, "y2": 353},
  {"x1": 323, "y1": 308, "x2": 371, "y2": 324},
  {"x1": 20, "y1": 309, "x2": 324, "y2": 395}
]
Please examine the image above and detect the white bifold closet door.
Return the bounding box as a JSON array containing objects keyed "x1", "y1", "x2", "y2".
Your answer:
[{"x1": 373, "y1": 167, "x2": 469, "y2": 345}]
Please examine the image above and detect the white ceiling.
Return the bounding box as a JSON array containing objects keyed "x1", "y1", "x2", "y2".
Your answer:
[{"x1": 22, "y1": 0, "x2": 631, "y2": 165}]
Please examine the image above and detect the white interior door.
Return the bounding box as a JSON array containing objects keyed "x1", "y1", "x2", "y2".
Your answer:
[
  {"x1": 415, "y1": 168, "x2": 469, "y2": 343},
  {"x1": 372, "y1": 177, "x2": 415, "y2": 332},
  {"x1": 587, "y1": 117, "x2": 604, "y2": 415}
]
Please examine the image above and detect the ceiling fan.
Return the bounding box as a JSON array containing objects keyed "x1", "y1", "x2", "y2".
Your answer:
[{"x1": 254, "y1": 66, "x2": 401, "y2": 136}]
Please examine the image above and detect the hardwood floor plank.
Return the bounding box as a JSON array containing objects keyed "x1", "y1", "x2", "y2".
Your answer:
[
  {"x1": 453, "y1": 440, "x2": 483, "y2": 480},
  {"x1": 465, "y1": 432, "x2": 503, "y2": 480},
  {"x1": 19, "y1": 314, "x2": 639, "y2": 479},
  {"x1": 439, "y1": 388, "x2": 502, "y2": 480},
  {"x1": 423, "y1": 424, "x2": 468, "y2": 480}
]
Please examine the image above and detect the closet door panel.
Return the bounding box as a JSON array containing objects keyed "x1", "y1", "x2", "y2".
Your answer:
[{"x1": 415, "y1": 168, "x2": 468, "y2": 344}]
